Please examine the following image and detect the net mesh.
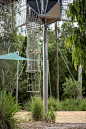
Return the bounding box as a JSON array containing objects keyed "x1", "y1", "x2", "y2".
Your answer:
[{"x1": 26, "y1": 7, "x2": 41, "y2": 95}]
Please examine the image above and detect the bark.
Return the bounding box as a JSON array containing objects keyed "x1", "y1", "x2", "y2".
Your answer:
[{"x1": 55, "y1": 22, "x2": 59, "y2": 101}]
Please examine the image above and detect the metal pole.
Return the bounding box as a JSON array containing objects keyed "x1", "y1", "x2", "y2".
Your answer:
[
  {"x1": 78, "y1": 64, "x2": 82, "y2": 98},
  {"x1": 43, "y1": 24, "x2": 48, "y2": 114},
  {"x1": 16, "y1": 51, "x2": 19, "y2": 110},
  {"x1": 41, "y1": 0, "x2": 44, "y2": 14}
]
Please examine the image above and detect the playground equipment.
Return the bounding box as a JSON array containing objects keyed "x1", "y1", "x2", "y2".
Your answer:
[
  {"x1": 26, "y1": 8, "x2": 41, "y2": 96},
  {"x1": 26, "y1": 0, "x2": 74, "y2": 113},
  {"x1": 0, "y1": 0, "x2": 75, "y2": 113},
  {"x1": 0, "y1": 0, "x2": 42, "y2": 96}
]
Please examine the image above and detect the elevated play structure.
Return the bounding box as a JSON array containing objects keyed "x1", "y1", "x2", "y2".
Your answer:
[
  {"x1": 26, "y1": 7, "x2": 41, "y2": 96},
  {"x1": 0, "y1": 0, "x2": 74, "y2": 112}
]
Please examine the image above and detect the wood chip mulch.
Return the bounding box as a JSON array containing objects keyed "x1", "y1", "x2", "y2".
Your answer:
[{"x1": 18, "y1": 121, "x2": 86, "y2": 129}]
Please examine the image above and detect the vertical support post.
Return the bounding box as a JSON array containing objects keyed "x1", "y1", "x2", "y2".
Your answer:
[
  {"x1": 41, "y1": 0, "x2": 44, "y2": 14},
  {"x1": 78, "y1": 64, "x2": 82, "y2": 98},
  {"x1": 43, "y1": 24, "x2": 48, "y2": 114},
  {"x1": 16, "y1": 51, "x2": 19, "y2": 110},
  {"x1": 55, "y1": 22, "x2": 59, "y2": 101}
]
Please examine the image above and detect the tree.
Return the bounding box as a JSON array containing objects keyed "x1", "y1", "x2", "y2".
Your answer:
[
  {"x1": 47, "y1": 22, "x2": 78, "y2": 99},
  {"x1": 66, "y1": 0, "x2": 86, "y2": 70},
  {"x1": 18, "y1": 37, "x2": 27, "y2": 104},
  {"x1": 62, "y1": 78, "x2": 81, "y2": 99},
  {"x1": 0, "y1": 0, "x2": 23, "y2": 52},
  {"x1": 0, "y1": 32, "x2": 25, "y2": 93},
  {"x1": 55, "y1": 22, "x2": 59, "y2": 101},
  {"x1": 0, "y1": 0, "x2": 27, "y2": 104}
]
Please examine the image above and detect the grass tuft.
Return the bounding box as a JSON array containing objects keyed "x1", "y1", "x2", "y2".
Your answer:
[
  {"x1": 31, "y1": 97, "x2": 43, "y2": 121},
  {"x1": 0, "y1": 88, "x2": 20, "y2": 129}
]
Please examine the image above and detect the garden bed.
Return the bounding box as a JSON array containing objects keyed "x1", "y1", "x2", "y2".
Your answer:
[{"x1": 14, "y1": 110, "x2": 86, "y2": 129}]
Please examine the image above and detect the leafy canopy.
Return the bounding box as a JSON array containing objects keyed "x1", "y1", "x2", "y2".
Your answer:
[{"x1": 65, "y1": 0, "x2": 86, "y2": 70}]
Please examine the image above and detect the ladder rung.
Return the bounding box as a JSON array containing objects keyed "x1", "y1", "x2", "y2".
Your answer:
[
  {"x1": 28, "y1": 85, "x2": 40, "y2": 86},
  {"x1": 26, "y1": 91, "x2": 40, "y2": 93}
]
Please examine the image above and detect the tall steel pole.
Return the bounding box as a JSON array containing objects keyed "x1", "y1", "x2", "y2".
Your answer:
[
  {"x1": 16, "y1": 51, "x2": 19, "y2": 110},
  {"x1": 43, "y1": 24, "x2": 48, "y2": 114},
  {"x1": 55, "y1": 22, "x2": 59, "y2": 101},
  {"x1": 78, "y1": 64, "x2": 82, "y2": 98}
]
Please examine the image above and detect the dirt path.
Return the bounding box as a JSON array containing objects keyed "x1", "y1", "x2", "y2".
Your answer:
[{"x1": 14, "y1": 110, "x2": 86, "y2": 129}]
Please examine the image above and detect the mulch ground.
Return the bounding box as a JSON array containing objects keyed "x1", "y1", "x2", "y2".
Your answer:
[{"x1": 18, "y1": 121, "x2": 86, "y2": 129}]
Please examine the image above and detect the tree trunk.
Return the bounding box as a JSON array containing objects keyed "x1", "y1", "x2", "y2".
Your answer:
[{"x1": 55, "y1": 22, "x2": 59, "y2": 101}]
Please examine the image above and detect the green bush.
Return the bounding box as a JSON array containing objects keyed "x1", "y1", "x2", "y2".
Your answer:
[
  {"x1": 31, "y1": 97, "x2": 43, "y2": 121},
  {"x1": 24, "y1": 97, "x2": 56, "y2": 122},
  {"x1": 44, "y1": 107, "x2": 56, "y2": 123},
  {"x1": 24, "y1": 99, "x2": 32, "y2": 111},
  {"x1": 49, "y1": 108, "x2": 56, "y2": 123},
  {"x1": 61, "y1": 98, "x2": 86, "y2": 111},
  {"x1": 62, "y1": 78, "x2": 81, "y2": 99},
  {"x1": 48, "y1": 97, "x2": 62, "y2": 111},
  {"x1": 77, "y1": 98, "x2": 86, "y2": 111},
  {"x1": 48, "y1": 97, "x2": 86, "y2": 111},
  {"x1": 24, "y1": 97, "x2": 86, "y2": 122},
  {"x1": 0, "y1": 89, "x2": 20, "y2": 129},
  {"x1": 61, "y1": 99, "x2": 78, "y2": 111}
]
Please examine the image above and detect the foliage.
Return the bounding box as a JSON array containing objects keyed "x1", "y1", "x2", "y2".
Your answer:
[
  {"x1": 24, "y1": 97, "x2": 56, "y2": 122},
  {"x1": 66, "y1": 0, "x2": 86, "y2": 70},
  {"x1": 49, "y1": 97, "x2": 86, "y2": 111},
  {"x1": 10, "y1": 33, "x2": 25, "y2": 53},
  {"x1": 0, "y1": 88, "x2": 20, "y2": 129},
  {"x1": 0, "y1": 1, "x2": 27, "y2": 106},
  {"x1": 44, "y1": 108, "x2": 56, "y2": 123},
  {"x1": 0, "y1": 35, "x2": 27, "y2": 106},
  {"x1": 78, "y1": 98, "x2": 86, "y2": 111},
  {"x1": 31, "y1": 97, "x2": 43, "y2": 121},
  {"x1": 49, "y1": 108, "x2": 56, "y2": 123},
  {"x1": 62, "y1": 78, "x2": 81, "y2": 99},
  {"x1": 18, "y1": 37, "x2": 27, "y2": 105},
  {"x1": 48, "y1": 97, "x2": 86, "y2": 111},
  {"x1": 24, "y1": 99, "x2": 32, "y2": 111},
  {"x1": 24, "y1": 96, "x2": 86, "y2": 123},
  {"x1": 61, "y1": 98, "x2": 86, "y2": 111},
  {"x1": 47, "y1": 23, "x2": 77, "y2": 99},
  {"x1": 48, "y1": 97, "x2": 62, "y2": 111}
]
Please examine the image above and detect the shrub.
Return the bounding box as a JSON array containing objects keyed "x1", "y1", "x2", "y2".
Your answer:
[
  {"x1": 62, "y1": 78, "x2": 81, "y2": 99},
  {"x1": 24, "y1": 97, "x2": 56, "y2": 122},
  {"x1": 61, "y1": 98, "x2": 86, "y2": 111},
  {"x1": 31, "y1": 97, "x2": 43, "y2": 121},
  {"x1": 48, "y1": 97, "x2": 62, "y2": 111},
  {"x1": 31, "y1": 97, "x2": 56, "y2": 122},
  {"x1": 61, "y1": 98, "x2": 78, "y2": 111},
  {"x1": 44, "y1": 107, "x2": 56, "y2": 123},
  {"x1": 24, "y1": 99, "x2": 32, "y2": 111},
  {"x1": 24, "y1": 96, "x2": 86, "y2": 122},
  {"x1": 78, "y1": 98, "x2": 86, "y2": 111},
  {"x1": 0, "y1": 88, "x2": 20, "y2": 129},
  {"x1": 49, "y1": 108, "x2": 56, "y2": 123}
]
